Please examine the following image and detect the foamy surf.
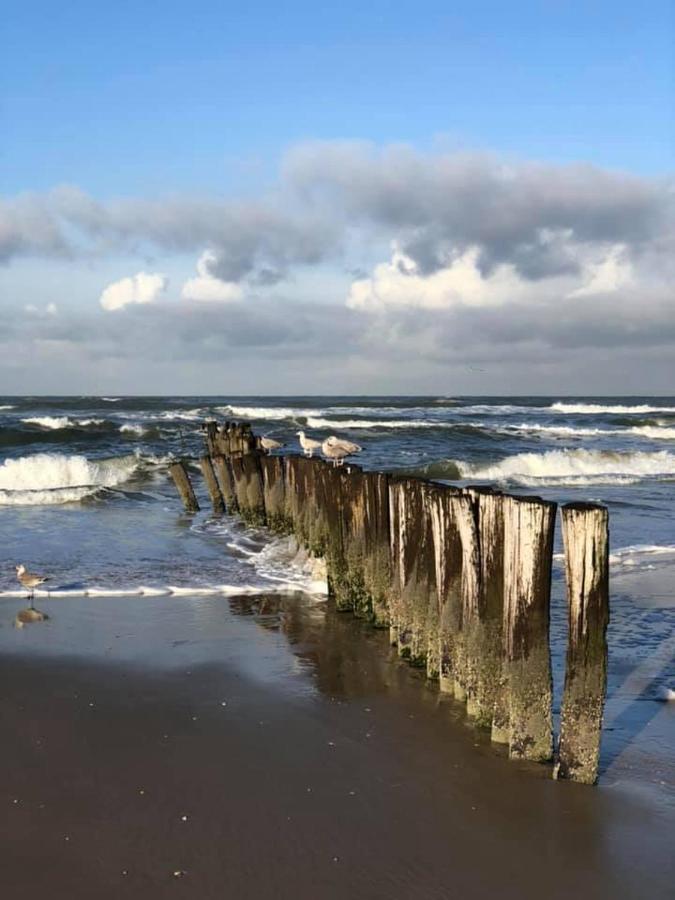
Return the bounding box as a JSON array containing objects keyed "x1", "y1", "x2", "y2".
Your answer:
[
  {"x1": 459, "y1": 448, "x2": 675, "y2": 486},
  {"x1": 21, "y1": 416, "x2": 107, "y2": 429},
  {"x1": 0, "y1": 583, "x2": 324, "y2": 599},
  {"x1": 551, "y1": 402, "x2": 675, "y2": 415},
  {"x1": 0, "y1": 452, "x2": 141, "y2": 505}
]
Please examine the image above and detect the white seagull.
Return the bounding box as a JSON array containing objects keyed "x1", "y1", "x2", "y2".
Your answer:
[
  {"x1": 325, "y1": 435, "x2": 362, "y2": 455},
  {"x1": 260, "y1": 436, "x2": 284, "y2": 454},
  {"x1": 296, "y1": 430, "x2": 322, "y2": 458},
  {"x1": 15, "y1": 564, "x2": 49, "y2": 607},
  {"x1": 321, "y1": 438, "x2": 358, "y2": 467}
]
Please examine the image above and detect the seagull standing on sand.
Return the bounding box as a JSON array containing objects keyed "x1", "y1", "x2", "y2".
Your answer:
[
  {"x1": 260, "y1": 436, "x2": 284, "y2": 454},
  {"x1": 15, "y1": 564, "x2": 49, "y2": 608},
  {"x1": 296, "y1": 430, "x2": 322, "y2": 458}
]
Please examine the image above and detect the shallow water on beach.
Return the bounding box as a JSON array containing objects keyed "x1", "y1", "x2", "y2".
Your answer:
[{"x1": 0, "y1": 394, "x2": 673, "y2": 804}]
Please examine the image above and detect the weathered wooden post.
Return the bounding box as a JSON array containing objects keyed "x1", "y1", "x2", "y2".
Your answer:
[
  {"x1": 387, "y1": 477, "x2": 436, "y2": 666},
  {"x1": 212, "y1": 454, "x2": 238, "y2": 513},
  {"x1": 169, "y1": 461, "x2": 200, "y2": 513},
  {"x1": 200, "y1": 455, "x2": 225, "y2": 514},
  {"x1": 502, "y1": 494, "x2": 556, "y2": 761},
  {"x1": 554, "y1": 502, "x2": 609, "y2": 784},
  {"x1": 464, "y1": 488, "x2": 506, "y2": 729},
  {"x1": 362, "y1": 470, "x2": 391, "y2": 627},
  {"x1": 230, "y1": 452, "x2": 266, "y2": 526},
  {"x1": 259, "y1": 455, "x2": 290, "y2": 534}
]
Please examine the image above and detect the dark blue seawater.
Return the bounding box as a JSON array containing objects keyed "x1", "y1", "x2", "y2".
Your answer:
[{"x1": 0, "y1": 396, "x2": 673, "y2": 792}]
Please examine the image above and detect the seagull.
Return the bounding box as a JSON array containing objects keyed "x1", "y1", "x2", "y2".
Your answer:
[
  {"x1": 15, "y1": 564, "x2": 49, "y2": 607},
  {"x1": 296, "y1": 430, "x2": 322, "y2": 458},
  {"x1": 321, "y1": 438, "x2": 356, "y2": 467},
  {"x1": 260, "y1": 436, "x2": 284, "y2": 454},
  {"x1": 325, "y1": 435, "x2": 362, "y2": 455}
]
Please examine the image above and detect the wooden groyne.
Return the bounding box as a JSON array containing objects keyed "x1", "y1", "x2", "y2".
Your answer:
[{"x1": 173, "y1": 421, "x2": 610, "y2": 784}]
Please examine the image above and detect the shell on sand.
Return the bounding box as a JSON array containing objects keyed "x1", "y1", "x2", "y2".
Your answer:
[{"x1": 14, "y1": 608, "x2": 49, "y2": 629}]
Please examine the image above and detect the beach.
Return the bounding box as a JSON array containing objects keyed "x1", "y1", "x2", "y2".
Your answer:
[{"x1": 1, "y1": 590, "x2": 673, "y2": 900}]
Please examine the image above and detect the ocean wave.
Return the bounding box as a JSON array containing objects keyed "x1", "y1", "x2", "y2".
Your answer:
[
  {"x1": 551, "y1": 402, "x2": 675, "y2": 415},
  {"x1": 21, "y1": 416, "x2": 108, "y2": 430},
  {"x1": 628, "y1": 425, "x2": 675, "y2": 440},
  {"x1": 459, "y1": 449, "x2": 675, "y2": 485},
  {"x1": 0, "y1": 452, "x2": 141, "y2": 505},
  {"x1": 0, "y1": 404, "x2": 15, "y2": 411},
  {"x1": 609, "y1": 544, "x2": 675, "y2": 567},
  {"x1": 217, "y1": 404, "x2": 323, "y2": 421}
]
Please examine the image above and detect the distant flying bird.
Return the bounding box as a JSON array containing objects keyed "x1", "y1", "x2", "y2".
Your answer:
[
  {"x1": 15, "y1": 564, "x2": 49, "y2": 607},
  {"x1": 296, "y1": 430, "x2": 322, "y2": 457},
  {"x1": 325, "y1": 435, "x2": 362, "y2": 455},
  {"x1": 260, "y1": 436, "x2": 284, "y2": 454}
]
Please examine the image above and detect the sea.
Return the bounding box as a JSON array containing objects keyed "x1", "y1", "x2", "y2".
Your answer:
[{"x1": 0, "y1": 395, "x2": 673, "y2": 796}]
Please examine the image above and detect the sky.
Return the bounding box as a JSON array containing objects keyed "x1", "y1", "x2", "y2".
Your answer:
[{"x1": 1, "y1": 0, "x2": 673, "y2": 394}]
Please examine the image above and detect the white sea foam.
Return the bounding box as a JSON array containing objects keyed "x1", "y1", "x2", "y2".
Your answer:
[
  {"x1": 218, "y1": 405, "x2": 323, "y2": 421},
  {"x1": 609, "y1": 544, "x2": 675, "y2": 566},
  {"x1": 305, "y1": 416, "x2": 441, "y2": 430},
  {"x1": 22, "y1": 416, "x2": 106, "y2": 429},
  {"x1": 101, "y1": 397, "x2": 121, "y2": 402},
  {"x1": 460, "y1": 449, "x2": 675, "y2": 486},
  {"x1": 0, "y1": 405, "x2": 14, "y2": 411},
  {"x1": 628, "y1": 425, "x2": 675, "y2": 440},
  {"x1": 550, "y1": 402, "x2": 675, "y2": 415},
  {"x1": 0, "y1": 583, "x2": 310, "y2": 599},
  {"x1": 0, "y1": 452, "x2": 140, "y2": 505},
  {"x1": 120, "y1": 423, "x2": 149, "y2": 436}
]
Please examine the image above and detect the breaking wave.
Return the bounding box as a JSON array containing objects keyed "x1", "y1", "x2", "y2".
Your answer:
[
  {"x1": 550, "y1": 402, "x2": 675, "y2": 415},
  {"x1": 0, "y1": 452, "x2": 142, "y2": 505},
  {"x1": 22, "y1": 416, "x2": 108, "y2": 430},
  {"x1": 459, "y1": 449, "x2": 675, "y2": 486}
]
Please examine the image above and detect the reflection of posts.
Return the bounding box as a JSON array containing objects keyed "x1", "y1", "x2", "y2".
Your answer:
[{"x1": 555, "y1": 503, "x2": 609, "y2": 784}]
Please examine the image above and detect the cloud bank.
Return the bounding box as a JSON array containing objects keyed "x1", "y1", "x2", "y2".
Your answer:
[{"x1": 1, "y1": 142, "x2": 673, "y2": 391}]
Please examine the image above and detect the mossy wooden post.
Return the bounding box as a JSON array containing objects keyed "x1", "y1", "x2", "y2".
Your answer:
[
  {"x1": 464, "y1": 488, "x2": 506, "y2": 729},
  {"x1": 502, "y1": 494, "x2": 556, "y2": 762},
  {"x1": 315, "y1": 461, "x2": 345, "y2": 603},
  {"x1": 388, "y1": 477, "x2": 436, "y2": 666},
  {"x1": 259, "y1": 455, "x2": 290, "y2": 534},
  {"x1": 362, "y1": 471, "x2": 391, "y2": 628},
  {"x1": 334, "y1": 466, "x2": 370, "y2": 617},
  {"x1": 427, "y1": 486, "x2": 478, "y2": 694},
  {"x1": 230, "y1": 452, "x2": 266, "y2": 526},
  {"x1": 554, "y1": 502, "x2": 609, "y2": 784},
  {"x1": 200, "y1": 455, "x2": 225, "y2": 514},
  {"x1": 169, "y1": 461, "x2": 200, "y2": 513},
  {"x1": 212, "y1": 454, "x2": 237, "y2": 513}
]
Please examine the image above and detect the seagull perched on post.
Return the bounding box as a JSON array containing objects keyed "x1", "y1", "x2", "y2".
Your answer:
[
  {"x1": 296, "y1": 430, "x2": 322, "y2": 458},
  {"x1": 260, "y1": 436, "x2": 284, "y2": 454},
  {"x1": 325, "y1": 435, "x2": 362, "y2": 456},
  {"x1": 321, "y1": 438, "x2": 359, "y2": 467},
  {"x1": 15, "y1": 564, "x2": 49, "y2": 608}
]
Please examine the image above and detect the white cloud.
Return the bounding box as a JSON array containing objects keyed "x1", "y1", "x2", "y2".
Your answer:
[
  {"x1": 100, "y1": 271, "x2": 167, "y2": 312},
  {"x1": 569, "y1": 245, "x2": 633, "y2": 297},
  {"x1": 181, "y1": 250, "x2": 244, "y2": 303},
  {"x1": 347, "y1": 244, "x2": 563, "y2": 311}
]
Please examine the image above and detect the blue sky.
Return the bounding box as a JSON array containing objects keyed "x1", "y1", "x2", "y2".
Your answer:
[
  {"x1": 3, "y1": 0, "x2": 671, "y2": 195},
  {"x1": 1, "y1": 1, "x2": 673, "y2": 393}
]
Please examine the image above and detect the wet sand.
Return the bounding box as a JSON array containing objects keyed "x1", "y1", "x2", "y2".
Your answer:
[{"x1": 0, "y1": 593, "x2": 673, "y2": 899}]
